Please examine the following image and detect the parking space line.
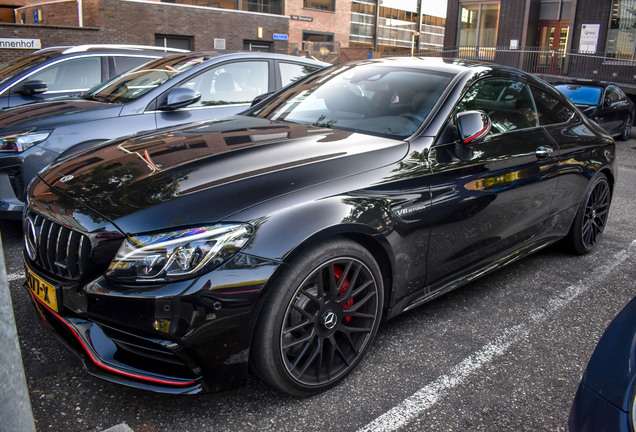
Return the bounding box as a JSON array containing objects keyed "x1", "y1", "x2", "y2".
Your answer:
[
  {"x1": 7, "y1": 271, "x2": 24, "y2": 282},
  {"x1": 358, "y1": 240, "x2": 636, "y2": 432}
]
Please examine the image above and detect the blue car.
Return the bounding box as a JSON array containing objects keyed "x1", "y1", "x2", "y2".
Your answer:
[{"x1": 568, "y1": 295, "x2": 636, "y2": 431}]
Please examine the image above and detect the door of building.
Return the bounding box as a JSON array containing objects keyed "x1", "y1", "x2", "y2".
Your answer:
[{"x1": 537, "y1": 20, "x2": 569, "y2": 74}]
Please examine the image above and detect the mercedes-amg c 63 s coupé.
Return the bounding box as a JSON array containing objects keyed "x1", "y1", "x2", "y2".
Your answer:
[{"x1": 23, "y1": 57, "x2": 616, "y2": 396}]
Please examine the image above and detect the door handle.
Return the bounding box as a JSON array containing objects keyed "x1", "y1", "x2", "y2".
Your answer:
[{"x1": 536, "y1": 146, "x2": 554, "y2": 159}]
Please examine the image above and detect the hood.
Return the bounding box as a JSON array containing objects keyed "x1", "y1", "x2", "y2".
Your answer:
[
  {"x1": 35, "y1": 115, "x2": 408, "y2": 234},
  {"x1": 0, "y1": 98, "x2": 122, "y2": 132}
]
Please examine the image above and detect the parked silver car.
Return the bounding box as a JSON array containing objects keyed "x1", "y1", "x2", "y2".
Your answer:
[
  {"x1": 0, "y1": 51, "x2": 327, "y2": 218},
  {"x1": 0, "y1": 44, "x2": 185, "y2": 108}
]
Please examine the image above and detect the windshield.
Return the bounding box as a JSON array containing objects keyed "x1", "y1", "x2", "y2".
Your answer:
[
  {"x1": 250, "y1": 63, "x2": 454, "y2": 139},
  {"x1": 84, "y1": 54, "x2": 211, "y2": 103},
  {"x1": 0, "y1": 50, "x2": 62, "y2": 89},
  {"x1": 555, "y1": 84, "x2": 602, "y2": 106}
]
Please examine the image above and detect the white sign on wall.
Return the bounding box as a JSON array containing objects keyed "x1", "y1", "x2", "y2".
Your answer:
[
  {"x1": 579, "y1": 24, "x2": 600, "y2": 53},
  {"x1": 0, "y1": 38, "x2": 41, "y2": 49}
]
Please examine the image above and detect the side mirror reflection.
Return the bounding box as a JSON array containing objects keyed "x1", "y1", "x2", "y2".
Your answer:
[{"x1": 456, "y1": 110, "x2": 491, "y2": 145}]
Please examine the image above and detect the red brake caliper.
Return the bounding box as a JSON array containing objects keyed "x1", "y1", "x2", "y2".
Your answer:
[{"x1": 334, "y1": 266, "x2": 353, "y2": 323}]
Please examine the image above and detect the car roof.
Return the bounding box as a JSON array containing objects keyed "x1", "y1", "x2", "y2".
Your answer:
[
  {"x1": 170, "y1": 50, "x2": 330, "y2": 67},
  {"x1": 35, "y1": 44, "x2": 188, "y2": 55}
]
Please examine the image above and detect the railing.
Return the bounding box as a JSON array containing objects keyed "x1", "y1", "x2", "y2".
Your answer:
[{"x1": 403, "y1": 46, "x2": 636, "y2": 91}]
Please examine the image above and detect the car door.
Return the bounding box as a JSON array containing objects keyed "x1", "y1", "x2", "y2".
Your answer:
[
  {"x1": 155, "y1": 60, "x2": 272, "y2": 129},
  {"x1": 425, "y1": 78, "x2": 560, "y2": 288}
]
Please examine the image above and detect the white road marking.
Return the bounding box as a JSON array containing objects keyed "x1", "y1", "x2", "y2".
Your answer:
[
  {"x1": 358, "y1": 240, "x2": 636, "y2": 432},
  {"x1": 7, "y1": 271, "x2": 25, "y2": 282}
]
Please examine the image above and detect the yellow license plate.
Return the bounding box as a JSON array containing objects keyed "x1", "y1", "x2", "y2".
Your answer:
[{"x1": 26, "y1": 266, "x2": 59, "y2": 313}]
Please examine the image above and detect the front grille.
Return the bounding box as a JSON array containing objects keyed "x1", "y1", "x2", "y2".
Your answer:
[{"x1": 25, "y1": 211, "x2": 91, "y2": 280}]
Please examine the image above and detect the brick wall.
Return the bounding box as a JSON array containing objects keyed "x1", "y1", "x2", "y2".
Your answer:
[
  {"x1": 18, "y1": 1, "x2": 79, "y2": 26},
  {"x1": 571, "y1": 0, "x2": 610, "y2": 52},
  {"x1": 98, "y1": 0, "x2": 289, "y2": 51},
  {"x1": 287, "y1": 0, "x2": 350, "y2": 48},
  {"x1": 0, "y1": 0, "x2": 289, "y2": 62},
  {"x1": 0, "y1": 23, "x2": 101, "y2": 62}
]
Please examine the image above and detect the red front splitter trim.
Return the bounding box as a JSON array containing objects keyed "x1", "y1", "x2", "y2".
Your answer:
[{"x1": 29, "y1": 291, "x2": 196, "y2": 387}]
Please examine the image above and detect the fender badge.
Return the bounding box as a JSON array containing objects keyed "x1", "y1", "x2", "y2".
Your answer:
[{"x1": 59, "y1": 175, "x2": 74, "y2": 183}]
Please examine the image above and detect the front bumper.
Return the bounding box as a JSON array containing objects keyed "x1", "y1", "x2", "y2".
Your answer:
[
  {"x1": 28, "y1": 289, "x2": 205, "y2": 394},
  {"x1": 25, "y1": 252, "x2": 281, "y2": 393}
]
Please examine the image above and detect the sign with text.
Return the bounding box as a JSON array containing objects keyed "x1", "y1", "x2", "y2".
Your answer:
[
  {"x1": 580, "y1": 24, "x2": 600, "y2": 53},
  {"x1": 273, "y1": 33, "x2": 288, "y2": 41},
  {"x1": 291, "y1": 15, "x2": 313, "y2": 22},
  {"x1": 0, "y1": 38, "x2": 41, "y2": 49}
]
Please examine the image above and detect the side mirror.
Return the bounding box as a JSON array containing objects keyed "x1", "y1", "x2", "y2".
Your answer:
[
  {"x1": 251, "y1": 92, "x2": 274, "y2": 107},
  {"x1": 159, "y1": 87, "x2": 201, "y2": 111},
  {"x1": 456, "y1": 110, "x2": 491, "y2": 145},
  {"x1": 19, "y1": 80, "x2": 48, "y2": 95}
]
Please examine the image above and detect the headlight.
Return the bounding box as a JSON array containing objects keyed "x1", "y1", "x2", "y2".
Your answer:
[
  {"x1": 0, "y1": 130, "x2": 51, "y2": 152},
  {"x1": 106, "y1": 224, "x2": 253, "y2": 283}
]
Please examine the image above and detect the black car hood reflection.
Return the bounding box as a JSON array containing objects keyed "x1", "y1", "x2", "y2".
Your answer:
[
  {"x1": 0, "y1": 98, "x2": 120, "y2": 131},
  {"x1": 37, "y1": 115, "x2": 408, "y2": 233}
]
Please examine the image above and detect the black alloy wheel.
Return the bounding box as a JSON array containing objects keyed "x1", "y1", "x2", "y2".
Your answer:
[
  {"x1": 565, "y1": 173, "x2": 611, "y2": 255},
  {"x1": 620, "y1": 115, "x2": 633, "y2": 141},
  {"x1": 250, "y1": 238, "x2": 383, "y2": 396}
]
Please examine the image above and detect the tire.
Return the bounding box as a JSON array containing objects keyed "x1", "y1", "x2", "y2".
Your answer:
[
  {"x1": 619, "y1": 114, "x2": 632, "y2": 141},
  {"x1": 564, "y1": 173, "x2": 611, "y2": 255},
  {"x1": 250, "y1": 238, "x2": 384, "y2": 396}
]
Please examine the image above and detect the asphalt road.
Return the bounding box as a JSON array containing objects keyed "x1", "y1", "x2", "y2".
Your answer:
[{"x1": 3, "y1": 133, "x2": 636, "y2": 432}]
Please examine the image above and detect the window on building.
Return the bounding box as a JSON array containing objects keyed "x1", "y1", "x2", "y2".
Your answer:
[
  {"x1": 607, "y1": 0, "x2": 636, "y2": 60},
  {"x1": 155, "y1": 34, "x2": 193, "y2": 51},
  {"x1": 458, "y1": 2, "x2": 500, "y2": 50},
  {"x1": 304, "y1": 0, "x2": 334, "y2": 11}
]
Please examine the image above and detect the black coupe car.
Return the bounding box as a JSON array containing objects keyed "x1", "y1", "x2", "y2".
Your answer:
[
  {"x1": 555, "y1": 81, "x2": 634, "y2": 141},
  {"x1": 23, "y1": 58, "x2": 616, "y2": 396}
]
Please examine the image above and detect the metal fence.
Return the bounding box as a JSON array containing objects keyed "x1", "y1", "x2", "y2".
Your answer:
[{"x1": 405, "y1": 46, "x2": 636, "y2": 91}]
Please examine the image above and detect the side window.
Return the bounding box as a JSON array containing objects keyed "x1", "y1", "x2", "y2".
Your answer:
[
  {"x1": 457, "y1": 79, "x2": 538, "y2": 134},
  {"x1": 29, "y1": 57, "x2": 102, "y2": 92},
  {"x1": 279, "y1": 62, "x2": 321, "y2": 87},
  {"x1": 530, "y1": 86, "x2": 574, "y2": 125},
  {"x1": 179, "y1": 61, "x2": 269, "y2": 107},
  {"x1": 111, "y1": 56, "x2": 155, "y2": 77},
  {"x1": 605, "y1": 86, "x2": 622, "y2": 104}
]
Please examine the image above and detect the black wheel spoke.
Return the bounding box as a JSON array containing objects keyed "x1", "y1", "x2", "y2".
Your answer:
[
  {"x1": 299, "y1": 286, "x2": 323, "y2": 307},
  {"x1": 296, "y1": 338, "x2": 321, "y2": 377},
  {"x1": 288, "y1": 334, "x2": 316, "y2": 372},
  {"x1": 283, "y1": 319, "x2": 312, "y2": 335}
]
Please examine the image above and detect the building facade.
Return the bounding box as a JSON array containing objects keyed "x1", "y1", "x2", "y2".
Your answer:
[
  {"x1": 0, "y1": 0, "x2": 447, "y2": 62},
  {"x1": 443, "y1": 0, "x2": 636, "y2": 94}
]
